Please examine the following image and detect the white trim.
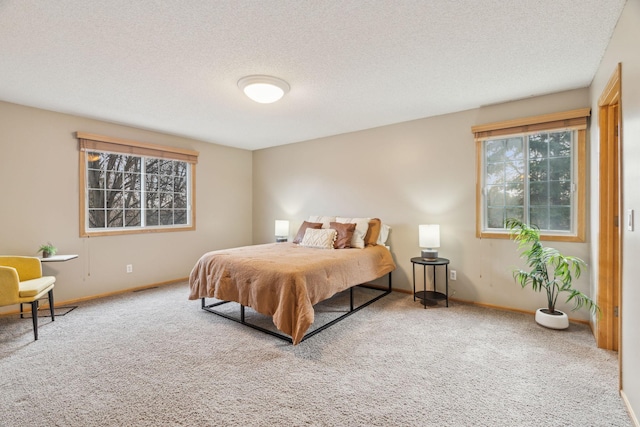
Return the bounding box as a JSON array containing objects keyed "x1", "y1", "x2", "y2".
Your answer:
[{"x1": 621, "y1": 390, "x2": 640, "y2": 427}]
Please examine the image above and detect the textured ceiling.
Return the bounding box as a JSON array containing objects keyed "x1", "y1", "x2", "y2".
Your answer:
[{"x1": 0, "y1": 0, "x2": 626, "y2": 150}]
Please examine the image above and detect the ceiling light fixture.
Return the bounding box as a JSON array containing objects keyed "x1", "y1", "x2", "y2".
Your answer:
[{"x1": 237, "y1": 75, "x2": 290, "y2": 104}]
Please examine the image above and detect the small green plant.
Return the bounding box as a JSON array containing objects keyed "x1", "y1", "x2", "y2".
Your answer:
[
  {"x1": 38, "y1": 242, "x2": 57, "y2": 258},
  {"x1": 506, "y1": 218, "x2": 598, "y2": 316}
]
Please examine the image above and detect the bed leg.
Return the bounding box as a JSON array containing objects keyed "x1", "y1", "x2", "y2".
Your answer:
[
  {"x1": 350, "y1": 287, "x2": 354, "y2": 311},
  {"x1": 201, "y1": 298, "x2": 205, "y2": 309},
  {"x1": 241, "y1": 305, "x2": 245, "y2": 322},
  {"x1": 388, "y1": 271, "x2": 392, "y2": 292}
]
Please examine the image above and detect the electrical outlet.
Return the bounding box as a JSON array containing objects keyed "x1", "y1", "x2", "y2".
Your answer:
[
  {"x1": 126, "y1": 264, "x2": 133, "y2": 273},
  {"x1": 450, "y1": 270, "x2": 457, "y2": 280}
]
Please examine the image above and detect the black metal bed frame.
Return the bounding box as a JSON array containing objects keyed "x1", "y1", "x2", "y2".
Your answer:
[{"x1": 200, "y1": 272, "x2": 392, "y2": 344}]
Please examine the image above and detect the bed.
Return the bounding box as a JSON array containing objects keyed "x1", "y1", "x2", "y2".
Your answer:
[{"x1": 189, "y1": 226, "x2": 396, "y2": 344}]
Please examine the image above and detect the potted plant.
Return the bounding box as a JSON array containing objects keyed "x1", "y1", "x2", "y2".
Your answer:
[
  {"x1": 506, "y1": 218, "x2": 598, "y2": 329},
  {"x1": 38, "y1": 242, "x2": 57, "y2": 258}
]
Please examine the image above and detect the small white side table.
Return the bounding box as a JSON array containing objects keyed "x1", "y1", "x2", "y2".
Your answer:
[{"x1": 39, "y1": 254, "x2": 78, "y2": 262}]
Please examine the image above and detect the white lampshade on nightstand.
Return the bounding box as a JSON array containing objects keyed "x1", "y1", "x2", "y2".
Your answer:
[
  {"x1": 419, "y1": 224, "x2": 440, "y2": 260},
  {"x1": 275, "y1": 220, "x2": 289, "y2": 242}
]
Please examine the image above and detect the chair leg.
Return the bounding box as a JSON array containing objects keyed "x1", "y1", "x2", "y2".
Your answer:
[
  {"x1": 48, "y1": 290, "x2": 55, "y2": 322},
  {"x1": 31, "y1": 300, "x2": 39, "y2": 340}
]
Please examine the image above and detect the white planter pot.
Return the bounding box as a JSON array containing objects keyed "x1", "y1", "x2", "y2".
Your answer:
[{"x1": 535, "y1": 308, "x2": 569, "y2": 330}]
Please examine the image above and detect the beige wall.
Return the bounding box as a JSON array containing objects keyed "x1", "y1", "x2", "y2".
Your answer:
[
  {"x1": 590, "y1": 0, "x2": 640, "y2": 423},
  {"x1": 0, "y1": 101, "x2": 253, "y2": 309},
  {"x1": 253, "y1": 88, "x2": 592, "y2": 319}
]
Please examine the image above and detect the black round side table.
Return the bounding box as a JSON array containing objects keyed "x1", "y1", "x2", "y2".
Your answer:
[{"x1": 410, "y1": 257, "x2": 450, "y2": 309}]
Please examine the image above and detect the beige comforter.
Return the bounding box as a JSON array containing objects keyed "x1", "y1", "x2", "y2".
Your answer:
[{"x1": 188, "y1": 243, "x2": 396, "y2": 344}]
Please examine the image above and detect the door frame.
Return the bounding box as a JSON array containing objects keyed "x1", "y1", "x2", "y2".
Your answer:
[{"x1": 596, "y1": 63, "x2": 622, "y2": 366}]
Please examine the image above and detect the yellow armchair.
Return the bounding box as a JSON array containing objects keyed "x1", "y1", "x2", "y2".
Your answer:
[{"x1": 0, "y1": 256, "x2": 56, "y2": 340}]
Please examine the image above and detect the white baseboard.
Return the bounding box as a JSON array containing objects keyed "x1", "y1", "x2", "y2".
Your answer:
[{"x1": 621, "y1": 389, "x2": 640, "y2": 427}]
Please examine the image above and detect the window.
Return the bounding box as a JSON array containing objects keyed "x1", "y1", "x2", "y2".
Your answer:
[
  {"x1": 77, "y1": 133, "x2": 198, "y2": 236},
  {"x1": 472, "y1": 108, "x2": 589, "y2": 242}
]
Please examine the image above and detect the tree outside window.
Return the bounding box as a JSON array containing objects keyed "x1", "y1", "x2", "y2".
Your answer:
[
  {"x1": 77, "y1": 133, "x2": 197, "y2": 237},
  {"x1": 472, "y1": 108, "x2": 588, "y2": 242},
  {"x1": 483, "y1": 130, "x2": 574, "y2": 233}
]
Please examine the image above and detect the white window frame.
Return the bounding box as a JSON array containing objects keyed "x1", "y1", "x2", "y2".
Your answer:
[
  {"x1": 77, "y1": 132, "x2": 198, "y2": 237},
  {"x1": 472, "y1": 108, "x2": 589, "y2": 242}
]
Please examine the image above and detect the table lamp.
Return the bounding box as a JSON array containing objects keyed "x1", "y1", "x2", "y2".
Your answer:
[
  {"x1": 419, "y1": 224, "x2": 440, "y2": 260},
  {"x1": 275, "y1": 220, "x2": 289, "y2": 242}
]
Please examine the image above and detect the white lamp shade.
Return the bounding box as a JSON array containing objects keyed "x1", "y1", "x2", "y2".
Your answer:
[
  {"x1": 238, "y1": 75, "x2": 290, "y2": 104},
  {"x1": 275, "y1": 220, "x2": 289, "y2": 237},
  {"x1": 419, "y1": 224, "x2": 440, "y2": 248}
]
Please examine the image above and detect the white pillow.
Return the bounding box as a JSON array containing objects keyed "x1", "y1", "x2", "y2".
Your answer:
[
  {"x1": 377, "y1": 223, "x2": 391, "y2": 245},
  {"x1": 308, "y1": 215, "x2": 336, "y2": 229},
  {"x1": 300, "y1": 228, "x2": 337, "y2": 249},
  {"x1": 335, "y1": 217, "x2": 370, "y2": 249}
]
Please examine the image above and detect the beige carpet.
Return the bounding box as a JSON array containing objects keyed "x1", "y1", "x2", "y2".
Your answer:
[{"x1": 0, "y1": 281, "x2": 631, "y2": 426}]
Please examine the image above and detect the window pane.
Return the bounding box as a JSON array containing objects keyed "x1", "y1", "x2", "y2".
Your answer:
[
  {"x1": 146, "y1": 175, "x2": 159, "y2": 192},
  {"x1": 487, "y1": 185, "x2": 504, "y2": 206},
  {"x1": 123, "y1": 156, "x2": 141, "y2": 173},
  {"x1": 146, "y1": 192, "x2": 159, "y2": 208},
  {"x1": 146, "y1": 209, "x2": 159, "y2": 226},
  {"x1": 106, "y1": 190, "x2": 123, "y2": 209},
  {"x1": 505, "y1": 138, "x2": 524, "y2": 159},
  {"x1": 146, "y1": 158, "x2": 159, "y2": 174},
  {"x1": 529, "y1": 182, "x2": 548, "y2": 205},
  {"x1": 124, "y1": 173, "x2": 141, "y2": 191},
  {"x1": 487, "y1": 207, "x2": 505, "y2": 229},
  {"x1": 505, "y1": 207, "x2": 524, "y2": 222},
  {"x1": 125, "y1": 210, "x2": 141, "y2": 227},
  {"x1": 88, "y1": 210, "x2": 105, "y2": 228},
  {"x1": 549, "y1": 207, "x2": 571, "y2": 231},
  {"x1": 550, "y1": 181, "x2": 571, "y2": 206},
  {"x1": 174, "y1": 210, "x2": 187, "y2": 225},
  {"x1": 124, "y1": 191, "x2": 140, "y2": 209},
  {"x1": 159, "y1": 176, "x2": 173, "y2": 192},
  {"x1": 549, "y1": 131, "x2": 572, "y2": 157},
  {"x1": 159, "y1": 193, "x2": 173, "y2": 209},
  {"x1": 174, "y1": 176, "x2": 187, "y2": 193},
  {"x1": 505, "y1": 183, "x2": 524, "y2": 206},
  {"x1": 485, "y1": 139, "x2": 506, "y2": 163},
  {"x1": 106, "y1": 209, "x2": 123, "y2": 228},
  {"x1": 486, "y1": 163, "x2": 505, "y2": 185},
  {"x1": 529, "y1": 207, "x2": 549, "y2": 230},
  {"x1": 528, "y1": 133, "x2": 548, "y2": 160},
  {"x1": 87, "y1": 152, "x2": 103, "y2": 166},
  {"x1": 504, "y1": 160, "x2": 524, "y2": 182},
  {"x1": 105, "y1": 171, "x2": 123, "y2": 190},
  {"x1": 549, "y1": 157, "x2": 571, "y2": 181},
  {"x1": 88, "y1": 190, "x2": 105, "y2": 209},
  {"x1": 160, "y1": 160, "x2": 174, "y2": 175},
  {"x1": 104, "y1": 154, "x2": 125, "y2": 172},
  {"x1": 529, "y1": 159, "x2": 548, "y2": 181},
  {"x1": 159, "y1": 210, "x2": 173, "y2": 225},
  {"x1": 174, "y1": 193, "x2": 187, "y2": 209},
  {"x1": 87, "y1": 168, "x2": 104, "y2": 189},
  {"x1": 175, "y1": 162, "x2": 188, "y2": 176}
]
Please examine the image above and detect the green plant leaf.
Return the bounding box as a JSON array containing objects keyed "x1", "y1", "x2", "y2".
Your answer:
[{"x1": 506, "y1": 218, "x2": 598, "y2": 315}]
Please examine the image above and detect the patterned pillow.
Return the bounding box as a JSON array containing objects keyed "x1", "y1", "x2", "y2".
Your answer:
[
  {"x1": 293, "y1": 221, "x2": 323, "y2": 244},
  {"x1": 300, "y1": 228, "x2": 337, "y2": 249}
]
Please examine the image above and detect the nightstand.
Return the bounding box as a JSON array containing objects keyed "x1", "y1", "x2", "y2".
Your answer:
[{"x1": 411, "y1": 257, "x2": 450, "y2": 308}]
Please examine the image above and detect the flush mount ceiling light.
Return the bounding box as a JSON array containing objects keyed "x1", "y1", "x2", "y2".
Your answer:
[{"x1": 237, "y1": 75, "x2": 290, "y2": 104}]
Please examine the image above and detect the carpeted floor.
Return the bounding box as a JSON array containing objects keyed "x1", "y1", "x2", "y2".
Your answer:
[{"x1": 0, "y1": 281, "x2": 632, "y2": 426}]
